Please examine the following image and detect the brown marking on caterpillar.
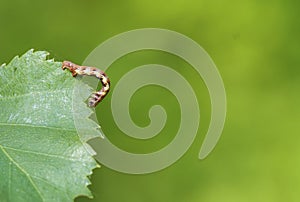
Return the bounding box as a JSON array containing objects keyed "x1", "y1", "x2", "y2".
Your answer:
[{"x1": 62, "y1": 61, "x2": 110, "y2": 107}]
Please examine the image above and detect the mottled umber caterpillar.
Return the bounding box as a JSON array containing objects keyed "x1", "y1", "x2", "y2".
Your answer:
[{"x1": 62, "y1": 61, "x2": 110, "y2": 107}]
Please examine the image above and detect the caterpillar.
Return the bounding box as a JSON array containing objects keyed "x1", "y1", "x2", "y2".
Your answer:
[{"x1": 62, "y1": 61, "x2": 110, "y2": 107}]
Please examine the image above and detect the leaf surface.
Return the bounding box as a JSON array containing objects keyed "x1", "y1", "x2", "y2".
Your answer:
[{"x1": 0, "y1": 50, "x2": 101, "y2": 202}]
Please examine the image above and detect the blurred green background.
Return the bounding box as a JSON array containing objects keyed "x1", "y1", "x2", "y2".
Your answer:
[{"x1": 1, "y1": 0, "x2": 299, "y2": 201}]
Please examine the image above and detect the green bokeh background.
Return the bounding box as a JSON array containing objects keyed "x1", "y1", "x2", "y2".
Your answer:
[{"x1": 1, "y1": 0, "x2": 299, "y2": 201}]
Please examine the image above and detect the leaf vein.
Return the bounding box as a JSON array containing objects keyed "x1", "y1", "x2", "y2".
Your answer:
[
  {"x1": 31, "y1": 175, "x2": 72, "y2": 201},
  {"x1": 0, "y1": 146, "x2": 44, "y2": 201},
  {"x1": 0, "y1": 122, "x2": 75, "y2": 132},
  {"x1": 2, "y1": 145, "x2": 89, "y2": 163},
  {"x1": 0, "y1": 89, "x2": 70, "y2": 101}
]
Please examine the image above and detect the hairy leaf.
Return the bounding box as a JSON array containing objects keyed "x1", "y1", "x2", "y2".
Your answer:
[{"x1": 0, "y1": 50, "x2": 102, "y2": 201}]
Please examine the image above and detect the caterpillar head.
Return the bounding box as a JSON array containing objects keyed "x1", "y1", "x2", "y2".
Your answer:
[{"x1": 62, "y1": 61, "x2": 78, "y2": 77}]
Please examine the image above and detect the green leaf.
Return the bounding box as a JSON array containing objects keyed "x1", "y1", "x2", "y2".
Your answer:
[{"x1": 0, "y1": 49, "x2": 102, "y2": 201}]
